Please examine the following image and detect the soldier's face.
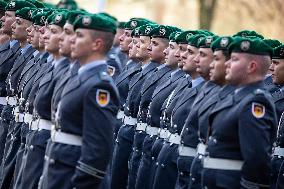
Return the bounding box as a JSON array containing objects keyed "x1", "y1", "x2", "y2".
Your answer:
[
  {"x1": 11, "y1": 17, "x2": 31, "y2": 42},
  {"x1": 128, "y1": 37, "x2": 139, "y2": 59},
  {"x1": 39, "y1": 26, "x2": 47, "y2": 49},
  {"x1": 164, "y1": 42, "x2": 179, "y2": 67},
  {"x1": 210, "y1": 50, "x2": 227, "y2": 84},
  {"x1": 136, "y1": 36, "x2": 151, "y2": 61},
  {"x1": 1, "y1": 11, "x2": 15, "y2": 35},
  {"x1": 270, "y1": 59, "x2": 284, "y2": 85},
  {"x1": 31, "y1": 25, "x2": 41, "y2": 49},
  {"x1": 119, "y1": 29, "x2": 132, "y2": 53},
  {"x1": 225, "y1": 52, "x2": 248, "y2": 86},
  {"x1": 44, "y1": 24, "x2": 62, "y2": 53},
  {"x1": 26, "y1": 24, "x2": 33, "y2": 43},
  {"x1": 194, "y1": 48, "x2": 214, "y2": 80},
  {"x1": 114, "y1": 28, "x2": 124, "y2": 46},
  {"x1": 182, "y1": 45, "x2": 199, "y2": 74},
  {"x1": 70, "y1": 28, "x2": 94, "y2": 61},
  {"x1": 147, "y1": 38, "x2": 168, "y2": 63},
  {"x1": 175, "y1": 44, "x2": 187, "y2": 69},
  {"x1": 59, "y1": 23, "x2": 74, "y2": 57}
]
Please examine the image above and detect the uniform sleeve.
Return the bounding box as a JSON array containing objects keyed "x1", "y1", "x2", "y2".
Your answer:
[
  {"x1": 238, "y1": 95, "x2": 277, "y2": 189},
  {"x1": 72, "y1": 84, "x2": 119, "y2": 188}
]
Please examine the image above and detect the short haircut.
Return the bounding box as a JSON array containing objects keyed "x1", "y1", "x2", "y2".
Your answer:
[
  {"x1": 245, "y1": 53, "x2": 271, "y2": 76},
  {"x1": 91, "y1": 29, "x2": 115, "y2": 54}
]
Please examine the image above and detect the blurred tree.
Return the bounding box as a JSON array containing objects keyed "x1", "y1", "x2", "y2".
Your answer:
[{"x1": 199, "y1": 0, "x2": 217, "y2": 30}]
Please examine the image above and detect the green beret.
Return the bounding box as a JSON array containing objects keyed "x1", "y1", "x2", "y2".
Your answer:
[
  {"x1": 137, "y1": 24, "x2": 157, "y2": 37},
  {"x1": 74, "y1": 14, "x2": 117, "y2": 34},
  {"x1": 272, "y1": 45, "x2": 284, "y2": 59},
  {"x1": 49, "y1": 12, "x2": 67, "y2": 27},
  {"x1": 33, "y1": 10, "x2": 52, "y2": 26},
  {"x1": 197, "y1": 35, "x2": 219, "y2": 48},
  {"x1": 187, "y1": 34, "x2": 207, "y2": 47},
  {"x1": 233, "y1": 30, "x2": 264, "y2": 39},
  {"x1": 0, "y1": 0, "x2": 8, "y2": 10},
  {"x1": 228, "y1": 37, "x2": 273, "y2": 56},
  {"x1": 263, "y1": 39, "x2": 282, "y2": 48},
  {"x1": 176, "y1": 30, "x2": 200, "y2": 44},
  {"x1": 150, "y1": 25, "x2": 172, "y2": 39},
  {"x1": 97, "y1": 12, "x2": 117, "y2": 23},
  {"x1": 131, "y1": 26, "x2": 140, "y2": 37},
  {"x1": 66, "y1": 10, "x2": 85, "y2": 25},
  {"x1": 211, "y1": 36, "x2": 234, "y2": 51},
  {"x1": 124, "y1": 18, "x2": 151, "y2": 30},
  {"x1": 117, "y1": 21, "x2": 126, "y2": 29},
  {"x1": 5, "y1": 0, "x2": 36, "y2": 11},
  {"x1": 15, "y1": 7, "x2": 35, "y2": 21}
]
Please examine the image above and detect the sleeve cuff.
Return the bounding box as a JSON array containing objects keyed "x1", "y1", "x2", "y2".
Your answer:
[
  {"x1": 76, "y1": 161, "x2": 106, "y2": 179},
  {"x1": 240, "y1": 177, "x2": 269, "y2": 189}
]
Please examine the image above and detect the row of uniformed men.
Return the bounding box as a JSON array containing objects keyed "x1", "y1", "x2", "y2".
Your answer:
[
  {"x1": 0, "y1": 0, "x2": 123, "y2": 189},
  {"x1": 110, "y1": 17, "x2": 284, "y2": 189}
]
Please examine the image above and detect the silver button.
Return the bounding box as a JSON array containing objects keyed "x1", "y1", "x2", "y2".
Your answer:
[
  {"x1": 30, "y1": 145, "x2": 34, "y2": 150},
  {"x1": 192, "y1": 177, "x2": 195, "y2": 181},
  {"x1": 161, "y1": 163, "x2": 165, "y2": 168},
  {"x1": 156, "y1": 162, "x2": 159, "y2": 166},
  {"x1": 180, "y1": 171, "x2": 184, "y2": 176},
  {"x1": 213, "y1": 139, "x2": 217, "y2": 144},
  {"x1": 204, "y1": 186, "x2": 208, "y2": 189},
  {"x1": 49, "y1": 158, "x2": 55, "y2": 164},
  {"x1": 152, "y1": 157, "x2": 154, "y2": 160}
]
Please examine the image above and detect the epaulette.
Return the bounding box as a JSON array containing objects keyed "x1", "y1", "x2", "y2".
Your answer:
[
  {"x1": 254, "y1": 88, "x2": 265, "y2": 95},
  {"x1": 100, "y1": 71, "x2": 112, "y2": 82}
]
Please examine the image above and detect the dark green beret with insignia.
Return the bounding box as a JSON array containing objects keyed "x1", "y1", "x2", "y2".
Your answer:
[
  {"x1": 124, "y1": 18, "x2": 152, "y2": 30},
  {"x1": 117, "y1": 21, "x2": 126, "y2": 29},
  {"x1": 150, "y1": 25, "x2": 173, "y2": 39},
  {"x1": 6, "y1": 0, "x2": 36, "y2": 11},
  {"x1": 187, "y1": 34, "x2": 207, "y2": 47},
  {"x1": 197, "y1": 35, "x2": 219, "y2": 48},
  {"x1": 263, "y1": 39, "x2": 282, "y2": 48},
  {"x1": 228, "y1": 37, "x2": 273, "y2": 56},
  {"x1": 66, "y1": 10, "x2": 85, "y2": 25},
  {"x1": 15, "y1": 7, "x2": 35, "y2": 21},
  {"x1": 176, "y1": 30, "x2": 201, "y2": 44},
  {"x1": 211, "y1": 36, "x2": 234, "y2": 51},
  {"x1": 49, "y1": 12, "x2": 67, "y2": 27},
  {"x1": 131, "y1": 26, "x2": 140, "y2": 37},
  {"x1": 74, "y1": 14, "x2": 117, "y2": 34},
  {"x1": 272, "y1": 45, "x2": 284, "y2": 59},
  {"x1": 233, "y1": 30, "x2": 264, "y2": 39},
  {"x1": 137, "y1": 24, "x2": 157, "y2": 37},
  {"x1": 0, "y1": 0, "x2": 8, "y2": 10},
  {"x1": 169, "y1": 31, "x2": 181, "y2": 42},
  {"x1": 97, "y1": 12, "x2": 117, "y2": 23}
]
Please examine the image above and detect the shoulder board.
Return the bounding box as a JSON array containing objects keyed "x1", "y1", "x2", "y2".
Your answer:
[
  {"x1": 253, "y1": 89, "x2": 265, "y2": 95},
  {"x1": 99, "y1": 71, "x2": 112, "y2": 82}
]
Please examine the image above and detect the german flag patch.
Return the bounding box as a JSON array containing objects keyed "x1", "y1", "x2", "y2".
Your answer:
[
  {"x1": 96, "y1": 89, "x2": 110, "y2": 107},
  {"x1": 107, "y1": 65, "x2": 115, "y2": 77},
  {"x1": 252, "y1": 102, "x2": 265, "y2": 118}
]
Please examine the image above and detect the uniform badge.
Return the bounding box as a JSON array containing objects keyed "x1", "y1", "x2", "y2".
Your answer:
[
  {"x1": 252, "y1": 102, "x2": 265, "y2": 118},
  {"x1": 159, "y1": 27, "x2": 166, "y2": 36},
  {"x1": 107, "y1": 66, "x2": 116, "y2": 76},
  {"x1": 82, "y1": 16, "x2": 92, "y2": 26},
  {"x1": 134, "y1": 28, "x2": 139, "y2": 36},
  {"x1": 28, "y1": 10, "x2": 33, "y2": 19},
  {"x1": 40, "y1": 16, "x2": 46, "y2": 25},
  {"x1": 96, "y1": 89, "x2": 110, "y2": 107},
  {"x1": 205, "y1": 36, "x2": 213, "y2": 46},
  {"x1": 55, "y1": 14, "x2": 62, "y2": 23},
  {"x1": 145, "y1": 26, "x2": 152, "y2": 35},
  {"x1": 186, "y1": 33, "x2": 193, "y2": 41},
  {"x1": 130, "y1": 20, "x2": 137, "y2": 28},
  {"x1": 240, "y1": 41, "x2": 250, "y2": 51},
  {"x1": 9, "y1": 1, "x2": 16, "y2": 8},
  {"x1": 220, "y1": 37, "x2": 229, "y2": 47}
]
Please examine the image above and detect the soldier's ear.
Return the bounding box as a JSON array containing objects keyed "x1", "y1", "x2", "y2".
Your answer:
[
  {"x1": 91, "y1": 38, "x2": 103, "y2": 52},
  {"x1": 247, "y1": 60, "x2": 257, "y2": 74}
]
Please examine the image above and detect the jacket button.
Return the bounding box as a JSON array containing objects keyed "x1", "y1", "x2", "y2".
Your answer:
[
  {"x1": 180, "y1": 171, "x2": 184, "y2": 176},
  {"x1": 161, "y1": 164, "x2": 165, "y2": 168},
  {"x1": 49, "y1": 158, "x2": 55, "y2": 164},
  {"x1": 29, "y1": 145, "x2": 34, "y2": 151}
]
